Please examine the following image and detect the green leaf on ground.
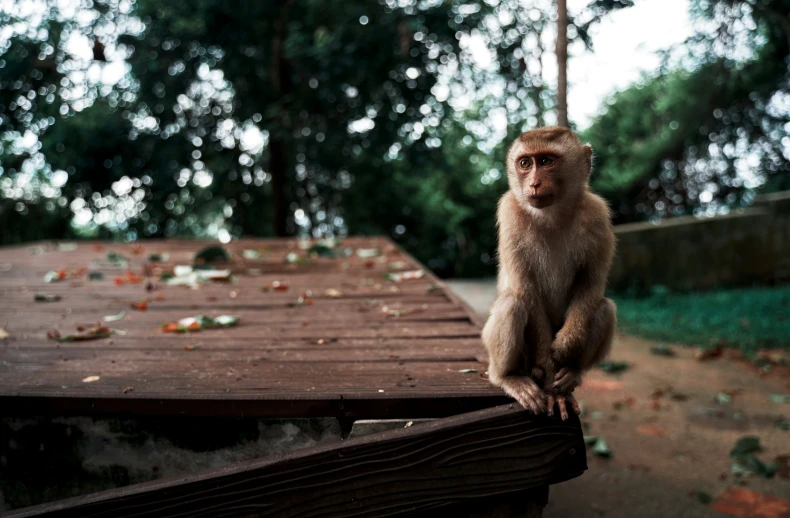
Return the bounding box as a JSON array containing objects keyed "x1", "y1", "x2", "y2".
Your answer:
[
  {"x1": 769, "y1": 394, "x2": 790, "y2": 404},
  {"x1": 598, "y1": 361, "x2": 630, "y2": 374},
  {"x1": 592, "y1": 437, "x2": 612, "y2": 458}
]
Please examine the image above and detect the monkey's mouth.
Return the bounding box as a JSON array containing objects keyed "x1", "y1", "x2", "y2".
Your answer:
[{"x1": 526, "y1": 193, "x2": 555, "y2": 208}]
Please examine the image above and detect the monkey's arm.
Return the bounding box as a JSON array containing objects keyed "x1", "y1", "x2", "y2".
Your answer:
[
  {"x1": 481, "y1": 194, "x2": 546, "y2": 414},
  {"x1": 551, "y1": 220, "x2": 615, "y2": 372}
]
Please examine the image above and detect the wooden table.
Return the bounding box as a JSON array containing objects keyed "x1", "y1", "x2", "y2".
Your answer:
[{"x1": 0, "y1": 237, "x2": 586, "y2": 517}]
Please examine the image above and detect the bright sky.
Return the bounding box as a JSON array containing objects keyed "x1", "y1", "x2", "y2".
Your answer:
[{"x1": 566, "y1": 0, "x2": 693, "y2": 129}]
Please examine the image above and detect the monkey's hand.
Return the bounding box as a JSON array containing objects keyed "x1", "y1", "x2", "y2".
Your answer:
[
  {"x1": 546, "y1": 391, "x2": 582, "y2": 421},
  {"x1": 552, "y1": 367, "x2": 582, "y2": 394},
  {"x1": 500, "y1": 377, "x2": 547, "y2": 415},
  {"x1": 550, "y1": 330, "x2": 581, "y2": 368}
]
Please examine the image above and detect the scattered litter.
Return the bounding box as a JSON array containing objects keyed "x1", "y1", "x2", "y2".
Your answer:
[
  {"x1": 597, "y1": 360, "x2": 630, "y2": 374},
  {"x1": 242, "y1": 249, "x2": 261, "y2": 259},
  {"x1": 458, "y1": 369, "x2": 477, "y2": 374},
  {"x1": 148, "y1": 253, "x2": 170, "y2": 262},
  {"x1": 123, "y1": 387, "x2": 134, "y2": 394},
  {"x1": 48, "y1": 325, "x2": 122, "y2": 342},
  {"x1": 378, "y1": 389, "x2": 385, "y2": 393},
  {"x1": 165, "y1": 265, "x2": 232, "y2": 288},
  {"x1": 650, "y1": 343, "x2": 675, "y2": 356},
  {"x1": 263, "y1": 281, "x2": 289, "y2": 292},
  {"x1": 34, "y1": 294, "x2": 62, "y2": 302},
  {"x1": 104, "y1": 311, "x2": 126, "y2": 322},
  {"x1": 385, "y1": 269, "x2": 425, "y2": 282},
  {"x1": 114, "y1": 270, "x2": 144, "y2": 285},
  {"x1": 82, "y1": 376, "x2": 100, "y2": 383},
  {"x1": 88, "y1": 271, "x2": 104, "y2": 281},
  {"x1": 389, "y1": 261, "x2": 407, "y2": 270},
  {"x1": 107, "y1": 252, "x2": 128, "y2": 265},
  {"x1": 356, "y1": 248, "x2": 381, "y2": 258},
  {"x1": 130, "y1": 300, "x2": 148, "y2": 311},
  {"x1": 161, "y1": 315, "x2": 240, "y2": 333},
  {"x1": 591, "y1": 437, "x2": 612, "y2": 458},
  {"x1": 324, "y1": 288, "x2": 343, "y2": 298},
  {"x1": 194, "y1": 245, "x2": 230, "y2": 264},
  {"x1": 769, "y1": 395, "x2": 790, "y2": 404},
  {"x1": 294, "y1": 292, "x2": 314, "y2": 306},
  {"x1": 716, "y1": 392, "x2": 733, "y2": 405},
  {"x1": 44, "y1": 268, "x2": 86, "y2": 282},
  {"x1": 57, "y1": 242, "x2": 78, "y2": 252},
  {"x1": 695, "y1": 346, "x2": 723, "y2": 361},
  {"x1": 184, "y1": 344, "x2": 202, "y2": 351},
  {"x1": 381, "y1": 304, "x2": 427, "y2": 317}
]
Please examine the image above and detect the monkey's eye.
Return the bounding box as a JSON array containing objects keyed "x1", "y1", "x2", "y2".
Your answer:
[
  {"x1": 519, "y1": 157, "x2": 531, "y2": 168},
  {"x1": 538, "y1": 156, "x2": 555, "y2": 167}
]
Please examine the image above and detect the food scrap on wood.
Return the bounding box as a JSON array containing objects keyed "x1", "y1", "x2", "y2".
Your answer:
[
  {"x1": 385, "y1": 269, "x2": 425, "y2": 282},
  {"x1": 44, "y1": 268, "x2": 86, "y2": 282},
  {"x1": 114, "y1": 270, "x2": 144, "y2": 285},
  {"x1": 103, "y1": 311, "x2": 126, "y2": 322},
  {"x1": 184, "y1": 344, "x2": 202, "y2": 351},
  {"x1": 123, "y1": 386, "x2": 134, "y2": 393},
  {"x1": 262, "y1": 281, "x2": 289, "y2": 292},
  {"x1": 82, "y1": 376, "x2": 100, "y2": 383},
  {"x1": 34, "y1": 294, "x2": 62, "y2": 302},
  {"x1": 47, "y1": 324, "x2": 123, "y2": 342},
  {"x1": 0, "y1": 327, "x2": 9, "y2": 340},
  {"x1": 161, "y1": 315, "x2": 239, "y2": 333},
  {"x1": 295, "y1": 292, "x2": 314, "y2": 306},
  {"x1": 164, "y1": 265, "x2": 233, "y2": 288},
  {"x1": 130, "y1": 300, "x2": 148, "y2": 311},
  {"x1": 381, "y1": 304, "x2": 428, "y2": 317}
]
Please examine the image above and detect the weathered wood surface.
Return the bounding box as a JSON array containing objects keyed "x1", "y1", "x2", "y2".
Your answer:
[
  {"x1": 0, "y1": 237, "x2": 506, "y2": 418},
  {"x1": 6, "y1": 405, "x2": 586, "y2": 518}
]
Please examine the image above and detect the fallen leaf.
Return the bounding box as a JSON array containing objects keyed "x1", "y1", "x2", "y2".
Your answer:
[
  {"x1": 717, "y1": 392, "x2": 733, "y2": 405},
  {"x1": 34, "y1": 294, "x2": 62, "y2": 302},
  {"x1": 598, "y1": 360, "x2": 630, "y2": 374},
  {"x1": 184, "y1": 344, "x2": 201, "y2": 351},
  {"x1": 123, "y1": 386, "x2": 134, "y2": 394},
  {"x1": 104, "y1": 311, "x2": 126, "y2": 322},
  {"x1": 768, "y1": 395, "x2": 790, "y2": 404},
  {"x1": 88, "y1": 271, "x2": 104, "y2": 281},
  {"x1": 130, "y1": 300, "x2": 148, "y2": 311},
  {"x1": 693, "y1": 492, "x2": 713, "y2": 505},
  {"x1": 194, "y1": 245, "x2": 230, "y2": 264},
  {"x1": 709, "y1": 487, "x2": 790, "y2": 517},
  {"x1": 148, "y1": 253, "x2": 170, "y2": 262},
  {"x1": 696, "y1": 346, "x2": 724, "y2": 361},
  {"x1": 82, "y1": 376, "x2": 100, "y2": 383},
  {"x1": 458, "y1": 369, "x2": 478, "y2": 374},
  {"x1": 650, "y1": 343, "x2": 675, "y2": 357},
  {"x1": 731, "y1": 436, "x2": 762, "y2": 457},
  {"x1": 636, "y1": 424, "x2": 668, "y2": 437},
  {"x1": 592, "y1": 437, "x2": 612, "y2": 458}
]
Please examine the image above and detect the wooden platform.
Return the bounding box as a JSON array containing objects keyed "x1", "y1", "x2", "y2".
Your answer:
[
  {"x1": 0, "y1": 237, "x2": 587, "y2": 517},
  {"x1": 0, "y1": 237, "x2": 508, "y2": 418}
]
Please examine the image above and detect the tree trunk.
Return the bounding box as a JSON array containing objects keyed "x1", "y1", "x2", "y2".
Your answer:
[
  {"x1": 269, "y1": 2, "x2": 292, "y2": 237},
  {"x1": 555, "y1": 0, "x2": 569, "y2": 127}
]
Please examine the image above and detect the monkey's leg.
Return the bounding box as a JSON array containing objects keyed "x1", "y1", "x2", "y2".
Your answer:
[
  {"x1": 553, "y1": 297, "x2": 616, "y2": 394},
  {"x1": 482, "y1": 293, "x2": 547, "y2": 415}
]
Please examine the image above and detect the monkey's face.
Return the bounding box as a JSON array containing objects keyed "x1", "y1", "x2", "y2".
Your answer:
[{"x1": 506, "y1": 127, "x2": 592, "y2": 212}]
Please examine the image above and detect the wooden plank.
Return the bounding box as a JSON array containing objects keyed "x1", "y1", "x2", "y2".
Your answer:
[
  {"x1": 5, "y1": 405, "x2": 586, "y2": 518},
  {"x1": 0, "y1": 237, "x2": 499, "y2": 419}
]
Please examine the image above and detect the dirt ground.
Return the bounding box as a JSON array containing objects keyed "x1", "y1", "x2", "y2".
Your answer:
[{"x1": 447, "y1": 281, "x2": 790, "y2": 518}]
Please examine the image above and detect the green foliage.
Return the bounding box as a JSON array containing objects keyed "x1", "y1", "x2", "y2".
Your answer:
[
  {"x1": 587, "y1": 0, "x2": 790, "y2": 223},
  {"x1": 612, "y1": 285, "x2": 790, "y2": 353}
]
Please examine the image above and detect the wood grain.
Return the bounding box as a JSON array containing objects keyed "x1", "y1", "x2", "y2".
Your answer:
[{"x1": 6, "y1": 405, "x2": 586, "y2": 518}]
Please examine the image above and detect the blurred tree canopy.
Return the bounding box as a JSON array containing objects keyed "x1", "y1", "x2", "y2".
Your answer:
[
  {"x1": 586, "y1": 0, "x2": 790, "y2": 222},
  {"x1": 1, "y1": 0, "x2": 788, "y2": 277}
]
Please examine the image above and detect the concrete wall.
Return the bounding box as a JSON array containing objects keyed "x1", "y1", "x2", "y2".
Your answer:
[{"x1": 608, "y1": 191, "x2": 790, "y2": 292}]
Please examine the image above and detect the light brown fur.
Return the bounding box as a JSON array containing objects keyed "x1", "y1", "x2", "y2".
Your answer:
[{"x1": 481, "y1": 126, "x2": 616, "y2": 420}]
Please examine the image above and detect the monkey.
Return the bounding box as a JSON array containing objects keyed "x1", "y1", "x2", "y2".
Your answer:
[{"x1": 481, "y1": 126, "x2": 616, "y2": 420}]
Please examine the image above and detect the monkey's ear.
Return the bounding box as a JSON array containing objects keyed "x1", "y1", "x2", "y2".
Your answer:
[{"x1": 582, "y1": 144, "x2": 593, "y2": 175}]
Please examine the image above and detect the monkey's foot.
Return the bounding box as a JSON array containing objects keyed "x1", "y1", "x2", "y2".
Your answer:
[
  {"x1": 552, "y1": 367, "x2": 582, "y2": 394},
  {"x1": 501, "y1": 377, "x2": 547, "y2": 415},
  {"x1": 546, "y1": 392, "x2": 581, "y2": 421}
]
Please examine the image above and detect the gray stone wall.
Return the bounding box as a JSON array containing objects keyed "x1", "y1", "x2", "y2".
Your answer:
[{"x1": 608, "y1": 191, "x2": 790, "y2": 292}]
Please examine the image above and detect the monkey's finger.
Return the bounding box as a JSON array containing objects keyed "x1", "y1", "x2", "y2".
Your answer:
[
  {"x1": 557, "y1": 398, "x2": 569, "y2": 421},
  {"x1": 566, "y1": 394, "x2": 581, "y2": 415},
  {"x1": 546, "y1": 394, "x2": 555, "y2": 416}
]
